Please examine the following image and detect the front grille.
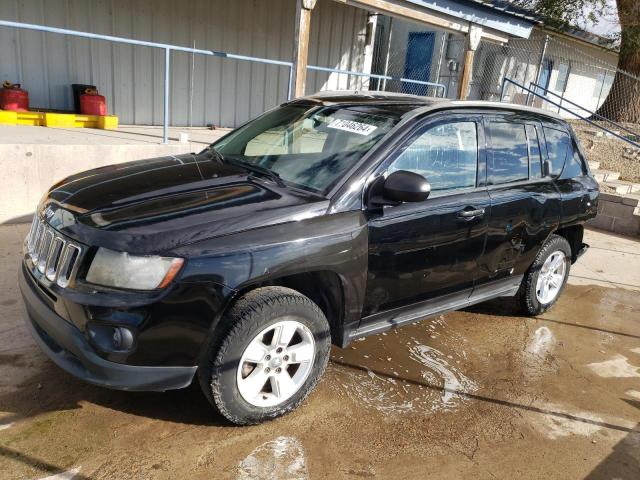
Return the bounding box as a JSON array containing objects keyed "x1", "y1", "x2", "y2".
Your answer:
[{"x1": 25, "y1": 215, "x2": 83, "y2": 288}]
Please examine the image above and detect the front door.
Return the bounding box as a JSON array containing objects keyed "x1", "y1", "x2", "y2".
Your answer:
[
  {"x1": 362, "y1": 115, "x2": 490, "y2": 318},
  {"x1": 402, "y1": 32, "x2": 435, "y2": 95}
]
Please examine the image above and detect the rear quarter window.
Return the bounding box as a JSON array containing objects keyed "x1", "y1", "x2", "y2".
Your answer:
[{"x1": 543, "y1": 127, "x2": 572, "y2": 177}]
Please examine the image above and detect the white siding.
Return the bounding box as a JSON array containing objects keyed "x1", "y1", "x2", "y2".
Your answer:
[{"x1": 0, "y1": 0, "x2": 368, "y2": 127}]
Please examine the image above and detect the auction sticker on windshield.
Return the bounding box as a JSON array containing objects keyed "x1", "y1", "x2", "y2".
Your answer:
[{"x1": 327, "y1": 118, "x2": 378, "y2": 136}]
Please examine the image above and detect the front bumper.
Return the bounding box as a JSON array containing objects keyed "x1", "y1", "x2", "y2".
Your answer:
[{"x1": 19, "y1": 265, "x2": 197, "y2": 391}]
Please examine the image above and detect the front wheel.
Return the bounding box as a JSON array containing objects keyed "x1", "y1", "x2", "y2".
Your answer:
[
  {"x1": 198, "y1": 286, "x2": 331, "y2": 425},
  {"x1": 518, "y1": 235, "x2": 572, "y2": 316}
]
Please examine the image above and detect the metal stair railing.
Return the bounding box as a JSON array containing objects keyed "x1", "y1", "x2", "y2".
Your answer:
[
  {"x1": 528, "y1": 81, "x2": 640, "y2": 143},
  {"x1": 500, "y1": 77, "x2": 640, "y2": 149}
]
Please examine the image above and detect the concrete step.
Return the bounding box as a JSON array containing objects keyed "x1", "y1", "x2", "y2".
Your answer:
[
  {"x1": 588, "y1": 160, "x2": 600, "y2": 170},
  {"x1": 602, "y1": 180, "x2": 640, "y2": 195},
  {"x1": 593, "y1": 169, "x2": 621, "y2": 182}
]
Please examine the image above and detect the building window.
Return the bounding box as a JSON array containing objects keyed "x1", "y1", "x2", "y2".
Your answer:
[{"x1": 555, "y1": 63, "x2": 570, "y2": 92}]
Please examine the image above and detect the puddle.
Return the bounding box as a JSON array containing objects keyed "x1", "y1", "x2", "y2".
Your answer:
[
  {"x1": 0, "y1": 422, "x2": 14, "y2": 431},
  {"x1": 626, "y1": 390, "x2": 640, "y2": 400},
  {"x1": 331, "y1": 327, "x2": 477, "y2": 417},
  {"x1": 586, "y1": 355, "x2": 640, "y2": 378},
  {"x1": 529, "y1": 403, "x2": 604, "y2": 440},
  {"x1": 408, "y1": 344, "x2": 477, "y2": 407},
  {"x1": 37, "y1": 468, "x2": 81, "y2": 480},
  {"x1": 526, "y1": 326, "x2": 555, "y2": 357},
  {"x1": 237, "y1": 436, "x2": 307, "y2": 480},
  {"x1": 522, "y1": 326, "x2": 558, "y2": 380}
]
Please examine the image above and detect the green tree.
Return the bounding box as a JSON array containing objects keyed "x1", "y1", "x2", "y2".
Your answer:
[{"x1": 515, "y1": 0, "x2": 640, "y2": 122}]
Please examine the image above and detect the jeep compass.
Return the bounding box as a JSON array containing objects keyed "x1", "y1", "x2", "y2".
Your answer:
[{"x1": 19, "y1": 92, "x2": 598, "y2": 424}]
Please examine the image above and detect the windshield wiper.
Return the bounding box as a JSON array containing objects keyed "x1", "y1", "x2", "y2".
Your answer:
[
  {"x1": 205, "y1": 147, "x2": 286, "y2": 188},
  {"x1": 205, "y1": 146, "x2": 225, "y2": 164},
  {"x1": 225, "y1": 157, "x2": 287, "y2": 188}
]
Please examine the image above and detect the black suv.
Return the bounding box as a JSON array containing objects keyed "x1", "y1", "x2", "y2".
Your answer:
[{"x1": 20, "y1": 92, "x2": 598, "y2": 424}]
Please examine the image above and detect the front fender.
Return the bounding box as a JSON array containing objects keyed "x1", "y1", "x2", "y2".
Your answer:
[{"x1": 171, "y1": 211, "x2": 369, "y2": 331}]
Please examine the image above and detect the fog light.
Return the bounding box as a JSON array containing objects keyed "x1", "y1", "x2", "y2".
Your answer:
[{"x1": 87, "y1": 323, "x2": 135, "y2": 353}]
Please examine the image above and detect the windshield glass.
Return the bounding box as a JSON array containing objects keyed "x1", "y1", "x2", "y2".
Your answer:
[{"x1": 210, "y1": 104, "x2": 403, "y2": 194}]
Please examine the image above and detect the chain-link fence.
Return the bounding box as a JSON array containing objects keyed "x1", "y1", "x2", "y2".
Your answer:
[{"x1": 470, "y1": 33, "x2": 640, "y2": 147}]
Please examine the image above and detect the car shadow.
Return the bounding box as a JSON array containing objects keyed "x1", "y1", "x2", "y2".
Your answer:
[{"x1": 0, "y1": 356, "x2": 231, "y2": 428}]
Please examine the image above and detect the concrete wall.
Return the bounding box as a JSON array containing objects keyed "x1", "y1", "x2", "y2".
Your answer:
[
  {"x1": 0, "y1": 0, "x2": 369, "y2": 128},
  {"x1": 589, "y1": 193, "x2": 640, "y2": 237},
  {"x1": 0, "y1": 142, "x2": 193, "y2": 224}
]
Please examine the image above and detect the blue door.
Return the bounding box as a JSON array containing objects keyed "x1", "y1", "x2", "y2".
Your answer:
[
  {"x1": 537, "y1": 58, "x2": 554, "y2": 93},
  {"x1": 403, "y1": 32, "x2": 435, "y2": 95}
]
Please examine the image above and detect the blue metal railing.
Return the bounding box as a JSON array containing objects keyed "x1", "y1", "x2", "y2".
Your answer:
[
  {"x1": 0, "y1": 19, "x2": 447, "y2": 145},
  {"x1": 306, "y1": 65, "x2": 448, "y2": 98},
  {"x1": 0, "y1": 19, "x2": 295, "y2": 144},
  {"x1": 500, "y1": 77, "x2": 640, "y2": 149}
]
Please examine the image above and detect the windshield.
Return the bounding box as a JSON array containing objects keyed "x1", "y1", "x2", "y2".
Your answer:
[{"x1": 210, "y1": 104, "x2": 402, "y2": 194}]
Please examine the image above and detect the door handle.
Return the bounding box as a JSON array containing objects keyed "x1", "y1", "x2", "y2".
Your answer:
[{"x1": 457, "y1": 208, "x2": 485, "y2": 219}]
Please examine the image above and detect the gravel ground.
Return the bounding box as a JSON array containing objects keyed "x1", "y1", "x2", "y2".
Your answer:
[{"x1": 570, "y1": 120, "x2": 640, "y2": 184}]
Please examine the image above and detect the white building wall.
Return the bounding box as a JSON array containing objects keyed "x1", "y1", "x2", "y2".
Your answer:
[
  {"x1": 0, "y1": 0, "x2": 369, "y2": 127},
  {"x1": 471, "y1": 29, "x2": 619, "y2": 117}
]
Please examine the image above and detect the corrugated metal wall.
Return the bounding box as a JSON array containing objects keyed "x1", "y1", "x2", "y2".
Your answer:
[{"x1": 0, "y1": 0, "x2": 369, "y2": 127}]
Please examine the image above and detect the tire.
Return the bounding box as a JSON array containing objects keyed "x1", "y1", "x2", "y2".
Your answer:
[
  {"x1": 198, "y1": 286, "x2": 331, "y2": 425},
  {"x1": 518, "y1": 234, "x2": 572, "y2": 316}
]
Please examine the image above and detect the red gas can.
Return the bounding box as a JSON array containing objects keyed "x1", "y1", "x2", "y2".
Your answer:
[
  {"x1": 0, "y1": 81, "x2": 29, "y2": 111},
  {"x1": 79, "y1": 90, "x2": 107, "y2": 115}
]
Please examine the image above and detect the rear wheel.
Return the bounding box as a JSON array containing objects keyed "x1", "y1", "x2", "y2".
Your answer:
[
  {"x1": 518, "y1": 235, "x2": 571, "y2": 316},
  {"x1": 199, "y1": 287, "x2": 331, "y2": 425}
]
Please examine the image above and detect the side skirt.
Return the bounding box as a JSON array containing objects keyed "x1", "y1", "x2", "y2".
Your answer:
[{"x1": 347, "y1": 275, "x2": 523, "y2": 342}]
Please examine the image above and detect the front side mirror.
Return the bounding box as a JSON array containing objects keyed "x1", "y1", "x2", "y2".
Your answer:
[{"x1": 382, "y1": 170, "x2": 431, "y2": 203}]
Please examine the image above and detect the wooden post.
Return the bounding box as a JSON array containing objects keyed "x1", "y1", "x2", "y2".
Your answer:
[
  {"x1": 292, "y1": 0, "x2": 317, "y2": 98},
  {"x1": 458, "y1": 24, "x2": 482, "y2": 100}
]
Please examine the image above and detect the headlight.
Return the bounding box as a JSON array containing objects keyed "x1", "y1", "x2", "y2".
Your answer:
[{"x1": 86, "y1": 248, "x2": 184, "y2": 290}]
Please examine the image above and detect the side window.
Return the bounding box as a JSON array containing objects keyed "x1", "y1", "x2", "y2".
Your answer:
[
  {"x1": 487, "y1": 122, "x2": 529, "y2": 185},
  {"x1": 526, "y1": 124, "x2": 543, "y2": 179},
  {"x1": 543, "y1": 127, "x2": 572, "y2": 177},
  {"x1": 561, "y1": 141, "x2": 587, "y2": 179},
  {"x1": 388, "y1": 121, "x2": 478, "y2": 192}
]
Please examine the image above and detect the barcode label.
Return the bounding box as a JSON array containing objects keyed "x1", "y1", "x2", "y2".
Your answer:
[{"x1": 327, "y1": 119, "x2": 378, "y2": 136}]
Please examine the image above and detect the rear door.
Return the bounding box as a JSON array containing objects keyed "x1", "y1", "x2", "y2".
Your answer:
[
  {"x1": 479, "y1": 114, "x2": 561, "y2": 285},
  {"x1": 362, "y1": 114, "x2": 490, "y2": 317}
]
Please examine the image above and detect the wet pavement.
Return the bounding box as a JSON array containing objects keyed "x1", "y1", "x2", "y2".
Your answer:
[{"x1": 0, "y1": 224, "x2": 639, "y2": 479}]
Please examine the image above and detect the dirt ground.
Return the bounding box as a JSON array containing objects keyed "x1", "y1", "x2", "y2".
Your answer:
[{"x1": 0, "y1": 224, "x2": 639, "y2": 480}]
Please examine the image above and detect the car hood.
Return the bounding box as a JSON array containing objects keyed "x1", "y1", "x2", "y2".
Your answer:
[{"x1": 41, "y1": 152, "x2": 329, "y2": 255}]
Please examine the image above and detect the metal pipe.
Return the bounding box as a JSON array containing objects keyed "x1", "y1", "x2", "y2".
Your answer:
[
  {"x1": 504, "y1": 78, "x2": 640, "y2": 148},
  {"x1": 595, "y1": 70, "x2": 608, "y2": 109},
  {"x1": 306, "y1": 65, "x2": 447, "y2": 97},
  {"x1": 433, "y1": 32, "x2": 447, "y2": 94},
  {"x1": 0, "y1": 19, "x2": 213, "y2": 54},
  {"x1": 528, "y1": 34, "x2": 549, "y2": 106},
  {"x1": 529, "y1": 80, "x2": 640, "y2": 139},
  {"x1": 163, "y1": 48, "x2": 170, "y2": 145},
  {"x1": 287, "y1": 66, "x2": 294, "y2": 101}
]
